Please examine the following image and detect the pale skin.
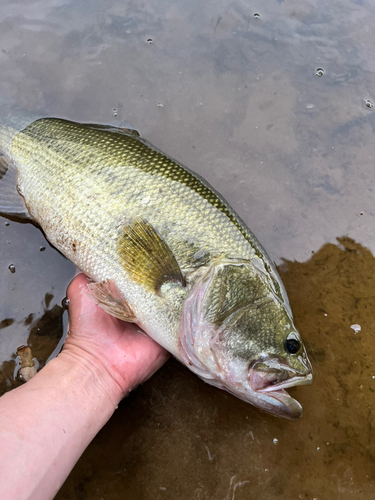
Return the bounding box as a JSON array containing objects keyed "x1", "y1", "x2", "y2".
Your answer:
[{"x1": 0, "y1": 273, "x2": 169, "y2": 500}]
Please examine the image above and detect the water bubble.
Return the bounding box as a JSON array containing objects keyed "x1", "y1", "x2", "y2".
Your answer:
[
  {"x1": 62, "y1": 297, "x2": 70, "y2": 309},
  {"x1": 306, "y1": 104, "x2": 314, "y2": 109},
  {"x1": 39, "y1": 246, "x2": 46, "y2": 252},
  {"x1": 157, "y1": 103, "x2": 164, "y2": 107},
  {"x1": 8, "y1": 264, "x2": 16, "y2": 273},
  {"x1": 112, "y1": 108, "x2": 118, "y2": 117},
  {"x1": 315, "y1": 68, "x2": 325, "y2": 77},
  {"x1": 147, "y1": 38, "x2": 153, "y2": 44},
  {"x1": 273, "y1": 438, "x2": 278, "y2": 445},
  {"x1": 363, "y1": 98, "x2": 374, "y2": 109},
  {"x1": 254, "y1": 13, "x2": 260, "y2": 19},
  {"x1": 350, "y1": 324, "x2": 361, "y2": 334}
]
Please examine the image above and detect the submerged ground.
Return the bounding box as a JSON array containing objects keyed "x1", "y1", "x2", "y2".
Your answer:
[{"x1": 1, "y1": 0, "x2": 375, "y2": 498}]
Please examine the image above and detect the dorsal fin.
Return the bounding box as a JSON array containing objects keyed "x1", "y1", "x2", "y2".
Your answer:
[
  {"x1": 0, "y1": 156, "x2": 31, "y2": 219},
  {"x1": 117, "y1": 219, "x2": 186, "y2": 293},
  {"x1": 80, "y1": 122, "x2": 140, "y2": 137},
  {"x1": 120, "y1": 127, "x2": 140, "y2": 137}
]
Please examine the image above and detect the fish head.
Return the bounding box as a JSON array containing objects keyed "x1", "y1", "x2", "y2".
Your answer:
[{"x1": 179, "y1": 260, "x2": 312, "y2": 419}]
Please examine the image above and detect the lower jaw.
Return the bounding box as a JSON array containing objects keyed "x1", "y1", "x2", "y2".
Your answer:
[{"x1": 257, "y1": 388, "x2": 303, "y2": 419}]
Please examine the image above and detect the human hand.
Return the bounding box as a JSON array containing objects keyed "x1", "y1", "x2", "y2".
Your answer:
[
  {"x1": 0, "y1": 273, "x2": 169, "y2": 500},
  {"x1": 60, "y1": 273, "x2": 169, "y2": 405}
]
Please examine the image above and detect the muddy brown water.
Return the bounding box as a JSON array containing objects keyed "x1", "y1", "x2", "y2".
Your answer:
[{"x1": 1, "y1": 0, "x2": 375, "y2": 498}]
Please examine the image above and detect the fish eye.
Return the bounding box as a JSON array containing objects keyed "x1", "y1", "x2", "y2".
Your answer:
[{"x1": 284, "y1": 334, "x2": 301, "y2": 354}]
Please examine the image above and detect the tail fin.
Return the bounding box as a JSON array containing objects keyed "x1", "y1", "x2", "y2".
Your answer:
[
  {"x1": 0, "y1": 93, "x2": 42, "y2": 157},
  {"x1": 0, "y1": 156, "x2": 31, "y2": 219}
]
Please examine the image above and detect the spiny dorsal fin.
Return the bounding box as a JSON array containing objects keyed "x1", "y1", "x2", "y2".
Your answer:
[
  {"x1": 117, "y1": 219, "x2": 186, "y2": 293},
  {"x1": 0, "y1": 156, "x2": 31, "y2": 219},
  {"x1": 87, "y1": 279, "x2": 137, "y2": 322},
  {"x1": 80, "y1": 122, "x2": 140, "y2": 137},
  {"x1": 120, "y1": 127, "x2": 140, "y2": 137}
]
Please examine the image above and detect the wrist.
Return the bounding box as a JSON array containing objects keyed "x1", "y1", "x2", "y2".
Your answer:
[
  {"x1": 54, "y1": 346, "x2": 126, "y2": 409},
  {"x1": 0, "y1": 344, "x2": 121, "y2": 500}
]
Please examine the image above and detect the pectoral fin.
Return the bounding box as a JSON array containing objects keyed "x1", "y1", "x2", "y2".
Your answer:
[
  {"x1": 87, "y1": 279, "x2": 137, "y2": 322},
  {"x1": 117, "y1": 219, "x2": 186, "y2": 293},
  {"x1": 0, "y1": 156, "x2": 31, "y2": 219}
]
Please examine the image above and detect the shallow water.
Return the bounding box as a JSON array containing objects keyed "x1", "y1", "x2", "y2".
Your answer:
[{"x1": 1, "y1": 0, "x2": 375, "y2": 498}]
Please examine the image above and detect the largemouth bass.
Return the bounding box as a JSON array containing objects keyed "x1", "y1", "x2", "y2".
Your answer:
[{"x1": 0, "y1": 98, "x2": 312, "y2": 419}]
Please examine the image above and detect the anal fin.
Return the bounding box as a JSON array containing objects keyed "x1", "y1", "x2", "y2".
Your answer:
[
  {"x1": 87, "y1": 279, "x2": 137, "y2": 322},
  {"x1": 0, "y1": 156, "x2": 31, "y2": 219}
]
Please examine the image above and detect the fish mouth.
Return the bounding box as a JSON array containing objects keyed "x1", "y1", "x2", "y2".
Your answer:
[
  {"x1": 256, "y1": 388, "x2": 304, "y2": 419},
  {"x1": 256, "y1": 375, "x2": 313, "y2": 419},
  {"x1": 249, "y1": 358, "x2": 313, "y2": 419},
  {"x1": 205, "y1": 370, "x2": 312, "y2": 420},
  {"x1": 259, "y1": 373, "x2": 313, "y2": 392}
]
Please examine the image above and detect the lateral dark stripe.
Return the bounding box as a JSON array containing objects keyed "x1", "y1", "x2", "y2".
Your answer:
[
  {"x1": 21, "y1": 119, "x2": 254, "y2": 246},
  {"x1": 20, "y1": 118, "x2": 282, "y2": 299}
]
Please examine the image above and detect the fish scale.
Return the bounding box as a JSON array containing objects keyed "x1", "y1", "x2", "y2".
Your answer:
[
  {"x1": 12, "y1": 120, "x2": 260, "y2": 269},
  {"x1": 15, "y1": 120, "x2": 257, "y2": 249}
]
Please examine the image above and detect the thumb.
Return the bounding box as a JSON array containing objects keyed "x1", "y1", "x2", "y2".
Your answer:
[{"x1": 66, "y1": 273, "x2": 120, "y2": 336}]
